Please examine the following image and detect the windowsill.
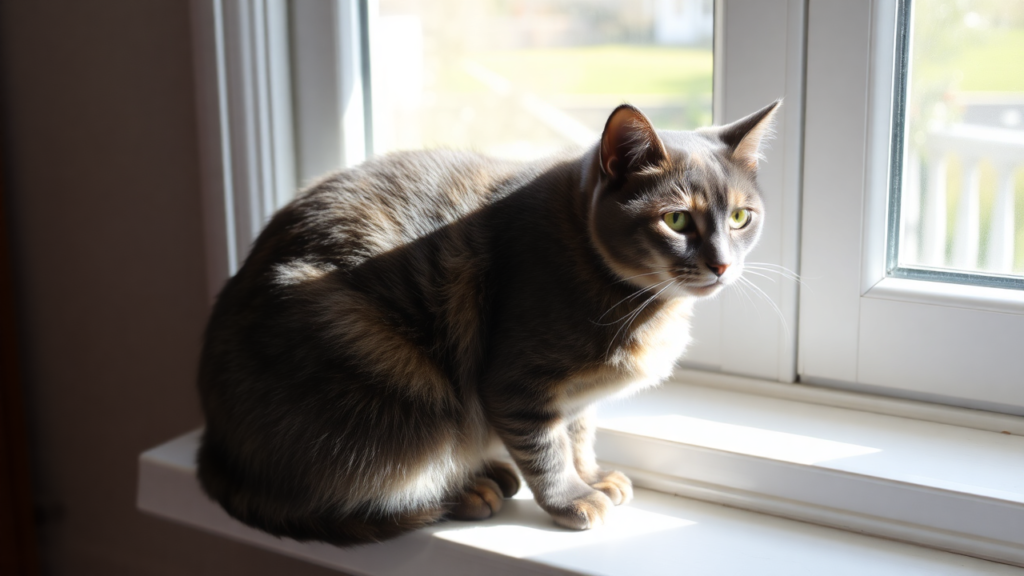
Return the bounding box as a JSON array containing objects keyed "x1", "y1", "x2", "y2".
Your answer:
[
  {"x1": 595, "y1": 372, "x2": 1024, "y2": 567},
  {"x1": 137, "y1": 374, "x2": 1024, "y2": 574}
]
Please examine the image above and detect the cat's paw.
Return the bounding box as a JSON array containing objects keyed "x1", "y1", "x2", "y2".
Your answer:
[
  {"x1": 546, "y1": 489, "x2": 613, "y2": 530},
  {"x1": 483, "y1": 460, "x2": 521, "y2": 498},
  {"x1": 448, "y1": 477, "x2": 504, "y2": 520},
  {"x1": 591, "y1": 470, "x2": 633, "y2": 506}
]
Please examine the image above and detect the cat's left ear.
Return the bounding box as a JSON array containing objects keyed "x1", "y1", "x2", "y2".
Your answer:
[
  {"x1": 714, "y1": 99, "x2": 781, "y2": 172},
  {"x1": 599, "y1": 104, "x2": 669, "y2": 180}
]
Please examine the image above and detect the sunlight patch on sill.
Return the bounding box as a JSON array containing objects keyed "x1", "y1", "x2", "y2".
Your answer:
[
  {"x1": 434, "y1": 486, "x2": 696, "y2": 558},
  {"x1": 599, "y1": 415, "x2": 881, "y2": 465}
]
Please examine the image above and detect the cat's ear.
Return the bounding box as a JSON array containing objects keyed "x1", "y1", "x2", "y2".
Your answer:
[
  {"x1": 599, "y1": 104, "x2": 669, "y2": 179},
  {"x1": 714, "y1": 100, "x2": 781, "y2": 172}
]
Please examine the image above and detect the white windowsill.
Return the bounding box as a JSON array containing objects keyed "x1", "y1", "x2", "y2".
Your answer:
[
  {"x1": 137, "y1": 374, "x2": 1024, "y2": 574},
  {"x1": 595, "y1": 372, "x2": 1024, "y2": 567}
]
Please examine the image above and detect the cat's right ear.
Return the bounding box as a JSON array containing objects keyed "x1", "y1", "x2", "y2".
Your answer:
[{"x1": 599, "y1": 105, "x2": 669, "y2": 180}]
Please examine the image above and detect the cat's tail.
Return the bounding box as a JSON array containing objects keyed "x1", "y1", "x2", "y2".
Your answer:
[{"x1": 197, "y1": 433, "x2": 446, "y2": 545}]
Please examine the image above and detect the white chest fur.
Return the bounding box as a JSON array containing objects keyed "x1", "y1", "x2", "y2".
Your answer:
[{"x1": 616, "y1": 297, "x2": 694, "y2": 392}]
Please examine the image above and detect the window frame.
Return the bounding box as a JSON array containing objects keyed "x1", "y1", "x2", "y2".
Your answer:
[
  {"x1": 191, "y1": 0, "x2": 370, "y2": 302},
  {"x1": 191, "y1": 0, "x2": 299, "y2": 302},
  {"x1": 289, "y1": 0, "x2": 371, "y2": 185},
  {"x1": 799, "y1": 0, "x2": 1024, "y2": 415}
]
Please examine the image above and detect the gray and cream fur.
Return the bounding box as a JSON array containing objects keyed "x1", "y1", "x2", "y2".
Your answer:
[{"x1": 197, "y1": 101, "x2": 780, "y2": 544}]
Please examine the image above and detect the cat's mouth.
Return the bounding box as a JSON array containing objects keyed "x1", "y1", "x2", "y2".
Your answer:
[{"x1": 686, "y1": 279, "x2": 725, "y2": 297}]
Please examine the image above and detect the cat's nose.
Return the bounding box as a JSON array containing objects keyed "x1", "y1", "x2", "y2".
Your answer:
[{"x1": 708, "y1": 263, "x2": 730, "y2": 277}]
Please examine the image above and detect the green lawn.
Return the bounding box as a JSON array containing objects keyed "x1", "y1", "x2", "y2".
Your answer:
[
  {"x1": 438, "y1": 45, "x2": 713, "y2": 97},
  {"x1": 952, "y1": 29, "x2": 1024, "y2": 92}
]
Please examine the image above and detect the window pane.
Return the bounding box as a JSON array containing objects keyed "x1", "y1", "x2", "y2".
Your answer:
[
  {"x1": 370, "y1": 0, "x2": 714, "y2": 161},
  {"x1": 895, "y1": 0, "x2": 1024, "y2": 282}
]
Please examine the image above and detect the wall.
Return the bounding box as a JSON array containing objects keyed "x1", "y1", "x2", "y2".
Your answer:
[{"x1": 0, "y1": 2, "x2": 340, "y2": 574}]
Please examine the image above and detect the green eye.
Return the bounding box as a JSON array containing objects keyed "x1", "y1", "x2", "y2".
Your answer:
[
  {"x1": 729, "y1": 209, "x2": 751, "y2": 229},
  {"x1": 664, "y1": 211, "x2": 690, "y2": 232}
]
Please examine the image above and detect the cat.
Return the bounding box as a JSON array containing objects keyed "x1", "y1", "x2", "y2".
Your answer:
[{"x1": 196, "y1": 100, "x2": 779, "y2": 544}]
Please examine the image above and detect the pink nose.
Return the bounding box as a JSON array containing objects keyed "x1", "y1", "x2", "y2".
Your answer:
[{"x1": 709, "y1": 263, "x2": 730, "y2": 277}]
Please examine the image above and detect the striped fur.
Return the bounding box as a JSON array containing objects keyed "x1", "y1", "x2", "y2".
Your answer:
[{"x1": 197, "y1": 102, "x2": 780, "y2": 543}]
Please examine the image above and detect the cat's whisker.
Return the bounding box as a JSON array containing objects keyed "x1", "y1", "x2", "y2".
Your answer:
[
  {"x1": 741, "y1": 269, "x2": 777, "y2": 284},
  {"x1": 619, "y1": 285, "x2": 671, "y2": 350},
  {"x1": 605, "y1": 280, "x2": 677, "y2": 361},
  {"x1": 627, "y1": 279, "x2": 675, "y2": 303},
  {"x1": 609, "y1": 285, "x2": 669, "y2": 353},
  {"x1": 612, "y1": 269, "x2": 672, "y2": 285},
  {"x1": 744, "y1": 264, "x2": 801, "y2": 279},
  {"x1": 737, "y1": 276, "x2": 790, "y2": 337},
  {"x1": 593, "y1": 285, "x2": 658, "y2": 325},
  {"x1": 732, "y1": 278, "x2": 763, "y2": 320},
  {"x1": 593, "y1": 277, "x2": 675, "y2": 325},
  {"x1": 749, "y1": 266, "x2": 811, "y2": 289},
  {"x1": 736, "y1": 277, "x2": 772, "y2": 324},
  {"x1": 743, "y1": 262, "x2": 809, "y2": 286},
  {"x1": 621, "y1": 277, "x2": 677, "y2": 313},
  {"x1": 743, "y1": 267, "x2": 808, "y2": 289},
  {"x1": 746, "y1": 261, "x2": 799, "y2": 274}
]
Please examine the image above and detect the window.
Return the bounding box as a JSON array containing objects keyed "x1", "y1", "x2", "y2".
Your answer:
[
  {"x1": 370, "y1": 0, "x2": 713, "y2": 159},
  {"x1": 892, "y1": 0, "x2": 1024, "y2": 286},
  {"x1": 800, "y1": 0, "x2": 1024, "y2": 416}
]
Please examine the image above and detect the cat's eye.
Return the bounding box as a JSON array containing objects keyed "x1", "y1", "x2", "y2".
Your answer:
[
  {"x1": 664, "y1": 211, "x2": 692, "y2": 232},
  {"x1": 729, "y1": 209, "x2": 751, "y2": 229}
]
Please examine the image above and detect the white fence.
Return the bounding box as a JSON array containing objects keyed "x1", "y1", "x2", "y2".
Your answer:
[{"x1": 900, "y1": 124, "x2": 1024, "y2": 274}]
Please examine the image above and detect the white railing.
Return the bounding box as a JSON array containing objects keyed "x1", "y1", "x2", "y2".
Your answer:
[{"x1": 901, "y1": 123, "x2": 1024, "y2": 274}]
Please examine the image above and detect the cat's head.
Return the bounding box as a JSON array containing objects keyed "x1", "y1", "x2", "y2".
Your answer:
[{"x1": 587, "y1": 101, "x2": 780, "y2": 299}]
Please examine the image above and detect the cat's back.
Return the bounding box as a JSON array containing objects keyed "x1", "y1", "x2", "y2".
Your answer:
[
  {"x1": 268, "y1": 149, "x2": 524, "y2": 268},
  {"x1": 201, "y1": 149, "x2": 530, "y2": 402}
]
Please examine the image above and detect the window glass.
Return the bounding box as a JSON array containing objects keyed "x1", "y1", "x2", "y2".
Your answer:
[
  {"x1": 893, "y1": 0, "x2": 1024, "y2": 284},
  {"x1": 371, "y1": 0, "x2": 714, "y2": 160}
]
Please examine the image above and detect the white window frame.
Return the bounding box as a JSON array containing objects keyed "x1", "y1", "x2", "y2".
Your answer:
[
  {"x1": 182, "y1": 0, "x2": 1024, "y2": 568},
  {"x1": 191, "y1": 0, "x2": 368, "y2": 302},
  {"x1": 799, "y1": 0, "x2": 1024, "y2": 415}
]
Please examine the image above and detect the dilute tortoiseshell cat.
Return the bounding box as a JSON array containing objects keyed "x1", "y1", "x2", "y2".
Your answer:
[{"x1": 197, "y1": 101, "x2": 779, "y2": 544}]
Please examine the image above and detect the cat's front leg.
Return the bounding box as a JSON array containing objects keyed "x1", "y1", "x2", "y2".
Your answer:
[
  {"x1": 493, "y1": 414, "x2": 612, "y2": 530},
  {"x1": 567, "y1": 407, "x2": 633, "y2": 505}
]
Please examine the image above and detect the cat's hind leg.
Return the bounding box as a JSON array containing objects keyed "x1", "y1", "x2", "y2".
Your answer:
[
  {"x1": 447, "y1": 476, "x2": 505, "y2": 520},
  {"x1": 447, "y1": 459, "x2": 522, "y2": 520},
  {"x1": 483, "y1": 459, "x2": 521, "y2": 498},
  {"x1": 198, "y1": 432, "x2": 449, "y2": 544}
]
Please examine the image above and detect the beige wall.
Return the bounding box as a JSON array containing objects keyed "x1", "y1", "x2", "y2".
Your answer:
[{"x1": 0, "y1": 2, "x2": 341, "y2": 574}]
